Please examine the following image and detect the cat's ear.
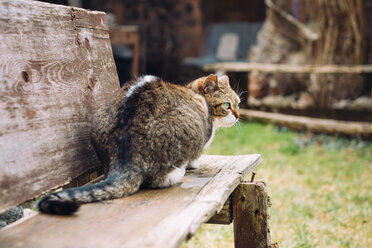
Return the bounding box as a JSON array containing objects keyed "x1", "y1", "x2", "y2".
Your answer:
[
  {"x1": 202, "y1": 74, "x2": 218, "y2": 94},
  {"x1": 218, "y1": 75, "x2": 230, "y2": 87}
]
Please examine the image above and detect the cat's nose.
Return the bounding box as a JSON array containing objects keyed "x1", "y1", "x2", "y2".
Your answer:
[{"x1": 233, "y1": 110, "x2": 239, "y2": 119}]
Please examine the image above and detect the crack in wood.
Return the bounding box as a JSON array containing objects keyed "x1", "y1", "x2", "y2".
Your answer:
[{"x1": 75, "y1": 25, "x2": 109, "y2": 32}]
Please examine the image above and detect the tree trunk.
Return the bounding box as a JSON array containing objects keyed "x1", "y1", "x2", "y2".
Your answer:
[{"x1": 311, "y1": 0, "x2": 366, "y2": 107}]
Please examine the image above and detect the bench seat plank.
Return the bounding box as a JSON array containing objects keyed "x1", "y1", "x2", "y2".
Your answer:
[{"x1": 0, "y1": 154, "x2": 261, "y2": 248}]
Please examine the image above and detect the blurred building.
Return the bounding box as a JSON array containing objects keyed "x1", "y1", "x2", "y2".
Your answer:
[
  {"x1": 37, "y1": 0, "x2": 371, "y2": 122},
  {"x1": 38, "y1": 0, "x2": 265, "y2": 84}
]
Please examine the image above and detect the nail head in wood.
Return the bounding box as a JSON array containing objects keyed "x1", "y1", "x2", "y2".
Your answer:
[{"x1": 250, "y1": 171, "x2": 256, "y2": 182}]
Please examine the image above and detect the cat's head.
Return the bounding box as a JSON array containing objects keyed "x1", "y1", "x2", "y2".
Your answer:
[{"x1": 187, "y1": 74, "x2": 240, "y2": 128}]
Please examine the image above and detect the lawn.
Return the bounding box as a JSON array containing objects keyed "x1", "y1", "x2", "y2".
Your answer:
[{"x1": 182, "y1": 121, "x2": 372, "y2": 248}]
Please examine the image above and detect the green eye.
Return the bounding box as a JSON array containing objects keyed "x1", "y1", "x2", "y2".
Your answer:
[{"x1": 224, "y1": 102, "x2": 231, "y2": 109}]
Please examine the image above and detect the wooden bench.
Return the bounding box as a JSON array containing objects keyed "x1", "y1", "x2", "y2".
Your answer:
[{"x1": 0, "y1": 1, "x2": 276, "y2": 247}]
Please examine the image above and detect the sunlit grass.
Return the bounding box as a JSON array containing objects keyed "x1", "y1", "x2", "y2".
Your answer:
[{"x1": 182, "y1": 122, "x2": 372, "y2": 248}]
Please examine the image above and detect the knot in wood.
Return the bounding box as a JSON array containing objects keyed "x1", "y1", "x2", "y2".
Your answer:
[
  {"x1": 240, "y1": 195, "x2": 246, "y2": 202},
  {"x1": 21, "y1": 71, "x2": 29, "y2": 82},
  {"x1": 84, "y1": 38, "x2": 91, "y2": 50}
]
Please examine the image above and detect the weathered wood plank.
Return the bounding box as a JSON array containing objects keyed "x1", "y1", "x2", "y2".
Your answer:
[
  {"x1": 0, "y1": 0, "x2": 120, "y2": 212},
  {"x1": 0, "y1": 154, "x2": 262, "y2": 248},
  {"x1": 232, "y1": 181, "x2": 277, "y2": 248},
  {"x1": 240, "y1": 109, "x2": 372, "y2": 138},
  {"x1": 203, "y1": 62, "x2": 372, "y2": 74}
]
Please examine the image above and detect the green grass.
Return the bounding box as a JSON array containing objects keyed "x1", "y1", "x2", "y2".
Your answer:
[{"x1": 182, "y1": 122, "x2": 372, "y2": 248}]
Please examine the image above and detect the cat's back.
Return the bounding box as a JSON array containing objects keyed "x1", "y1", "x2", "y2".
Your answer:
[
  {"x1": 92, "y1": 76, "x2": 212, "y2": 157},
  {"x1": 112, "y1": 76, "x2": 208, "y2": 121}
]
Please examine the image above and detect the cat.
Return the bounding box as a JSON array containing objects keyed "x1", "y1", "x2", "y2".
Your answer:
[{"x1": 37, "y1": 74, "x2": 240, "y2": 215}]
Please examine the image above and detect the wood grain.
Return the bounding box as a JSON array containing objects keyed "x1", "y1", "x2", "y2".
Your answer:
[
  {"x1": 0, "y1": 154, "x2": 262, "y2": 248},
  {"x1": 0, "y1": 0, "x2": 120, "y2": 212}
]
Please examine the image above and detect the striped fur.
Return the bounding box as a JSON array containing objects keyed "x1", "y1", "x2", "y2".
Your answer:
[{"x1": 38, "y1": 74, "x2": 240, "y2": 215}]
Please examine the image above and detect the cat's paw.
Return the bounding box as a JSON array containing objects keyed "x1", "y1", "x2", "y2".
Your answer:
[{"x1": 188, "y1": 160, "x2": 200, "y2": 169}]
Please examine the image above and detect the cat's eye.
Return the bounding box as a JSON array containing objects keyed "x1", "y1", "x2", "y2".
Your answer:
[{"x1": 224, "y1": 102, "x2": 231, "y2": 109}]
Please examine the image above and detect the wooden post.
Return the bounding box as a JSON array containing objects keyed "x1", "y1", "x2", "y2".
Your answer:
[{"x1": 232, "y1": 181, "x2": 278, "y2": 248}]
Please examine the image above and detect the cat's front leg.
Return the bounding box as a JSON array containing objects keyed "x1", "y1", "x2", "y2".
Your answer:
[{"x1": 187, "y1": 159, "x2": 200, "y2": 169}]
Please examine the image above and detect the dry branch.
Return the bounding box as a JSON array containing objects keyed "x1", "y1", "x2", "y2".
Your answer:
[
  {"x1": 204, "y1": 62, "x2": 372, "y2": 74},
  {"x1": 240, "y1": 109, "x2": 372, "y2": 138}
]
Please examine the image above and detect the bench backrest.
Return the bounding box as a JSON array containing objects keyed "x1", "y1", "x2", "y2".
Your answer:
[{"x1": 0, "y1": 0, "x2": 120, "y2": 213}]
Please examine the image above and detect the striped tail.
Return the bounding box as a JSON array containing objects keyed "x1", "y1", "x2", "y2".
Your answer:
[{"x1": 38, "y1": 172, "x2": 143, "y2": 215}]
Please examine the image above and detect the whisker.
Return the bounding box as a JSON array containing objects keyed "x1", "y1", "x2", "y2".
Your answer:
[
  {"x1": 235, "y1": 120, "x2": 242, "y2": 134},
  {"x1": 217, "y1": 127, "x2": 225, "y2": 137},
  {"x1": 236, "y1": 78, "x2": 241, "y2": 93},
  {"x1": 238, "y1": 90, "x2": 247, "y2": 98}
]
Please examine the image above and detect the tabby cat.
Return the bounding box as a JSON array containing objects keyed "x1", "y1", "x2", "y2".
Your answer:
[{"x1": 38, "y1": 74, "x2": 240, "y2": 215}]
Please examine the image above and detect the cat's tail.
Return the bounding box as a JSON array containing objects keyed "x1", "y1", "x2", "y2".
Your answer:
[{"x1": 37, "y1": 171, "x2": 143, "y2": 215}]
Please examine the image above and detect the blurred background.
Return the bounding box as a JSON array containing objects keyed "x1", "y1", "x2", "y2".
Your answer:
[
  {"x1": 33, "y1": 0, "x2": 372, "y2": 247},
  {"x1": 38, "y1": 0, "x2": 372, "y2": 126},
  {"x1": 37, "y1": 0, "x2": 265, "y2": 86}
]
